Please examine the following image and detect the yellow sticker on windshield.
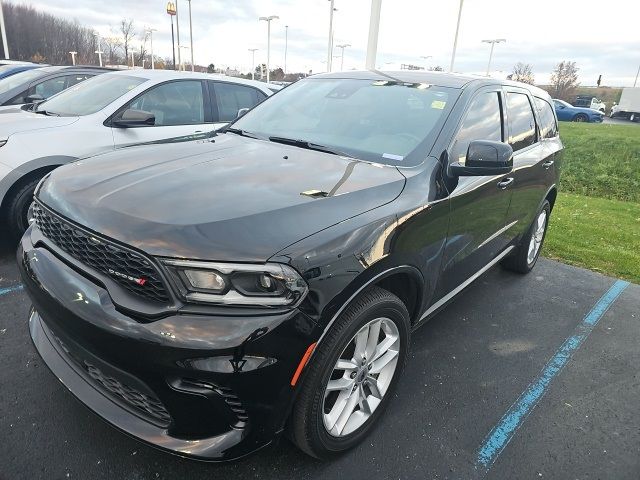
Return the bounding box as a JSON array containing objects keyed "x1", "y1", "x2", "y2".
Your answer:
[{"x1": 431, "y1": 100, "x2": 446, "y2": 110}]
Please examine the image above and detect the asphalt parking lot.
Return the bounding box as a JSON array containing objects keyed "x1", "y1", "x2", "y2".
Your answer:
[{"x1": 1, "y1": 239, "x2": 638, "y2": 480}]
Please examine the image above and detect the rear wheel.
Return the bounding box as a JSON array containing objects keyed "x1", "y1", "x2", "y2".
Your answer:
[
  {"x1": 573, "y1": 113, "x2": 588, "y2": 122},
  {"x1": 501, "y1": 200, "x2": 550, "y2": 274},
  {"x1": 3, "y1": 177, "x2": 40, "y2": 243},
  {"x1": 288, "y1": 286, "x2": 410, "y2": 459}
]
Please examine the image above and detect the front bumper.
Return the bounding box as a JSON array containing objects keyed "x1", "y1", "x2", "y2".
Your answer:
[{"x1": 19, "y1": 231, "x2": 319, "y2": 461}]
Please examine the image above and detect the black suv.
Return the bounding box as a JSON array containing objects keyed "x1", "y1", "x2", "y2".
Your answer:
[{"x1": 19, "y1": 71, "x2": 562, "y2": 461}]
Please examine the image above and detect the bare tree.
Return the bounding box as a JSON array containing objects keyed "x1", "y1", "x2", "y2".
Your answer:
[
  {"x1": 138, "y1": 30, "x2": 149, "y2": 67},
  {"x1": 550, "y1": 61, "x2": 579, "y2": 101},
  {"x1": 119, "y1": 18, "x2": 135, "y2": 65},
  {"x1": 103, "y1": 35, "x2": 123, "y2": 65},
  {"x1": 511, "y1": 62, "x2": 535, "y2": 84}
]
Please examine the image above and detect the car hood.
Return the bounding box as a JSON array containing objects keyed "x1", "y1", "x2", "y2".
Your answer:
[
  {"x1": 37, "y1": 135, "x2": 406, "y2": 262},
  {"x1": 0, "y1": 109, "x2": 78, "y2": 137}
]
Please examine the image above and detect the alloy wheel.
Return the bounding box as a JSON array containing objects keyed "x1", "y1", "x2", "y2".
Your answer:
[
  {"x1": 527, "y1": 210, "x2": 547, "y2": 265},
  {"x1": 322, "y1": 317, "x2": 400, "y2": 437}
]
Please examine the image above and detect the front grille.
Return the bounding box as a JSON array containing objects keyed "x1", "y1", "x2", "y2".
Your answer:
[
  {"x1": 51, "y1": 331, "x2": 171, "y2": 427},
  {"x1": 33, "y1": 202, "x2": 170, "y2": 304},
  {"x1": 84, "y1": 361, "x2": 172, "y2": 426}
]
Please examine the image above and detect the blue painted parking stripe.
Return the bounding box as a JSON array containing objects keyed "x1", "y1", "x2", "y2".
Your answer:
[
  {"x1": 476, "y1": 279, "x2": 630, "y2": 470},
  {"x1": 0, "y1": 284, "x2": 24, "y2": 296}
]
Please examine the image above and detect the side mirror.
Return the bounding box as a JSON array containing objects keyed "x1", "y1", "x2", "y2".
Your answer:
[
  {"x1": 25, "y1": 94, "x2": 44, "y2": 104},
  {"x1": 237, "y1": 108, "x2": 250, "y2": 118},
  {"x1": 112, "y1": 109, "x2": 155, "y2": 128},
  {"x1": 450, "y1": 140, "x2": 513, "y2": 177}
]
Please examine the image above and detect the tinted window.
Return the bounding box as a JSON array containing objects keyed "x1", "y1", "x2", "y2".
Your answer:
[
  {"x1": 127, "y1": 80, "x2": 204, "y2": 126},
  {"x1": 37, "y1": 74, "x2": 146, "y2": 116},
  {"x1": 233, "y1": 78, "x2": 457, "y2": 166},
  {"x1": 213, "y1": 82, "x2": 264, "y2": 122},
  {"x1": 534, "y1": 97, "x2": 557, "y2": 139},
  {"x1": 506, "y1": 92, "x2": 536, "y2": 151},
  {"x1": 0, "y1": 67, "x2": 50, "y2": 95},
  {"x1": 450, "y1": 92, "x2": 502, "y2": 163}
]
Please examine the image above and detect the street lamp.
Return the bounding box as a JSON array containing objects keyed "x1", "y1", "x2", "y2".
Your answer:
[
  {"x1": 365, "y1": 0, "x2": 382, "y2": 70},
  {"x1": 449, "y1": 0, "x2": 464, "y2": 72},
  {"x1": 187, "y1": 0, "x2": 194, "y2": 72},
  {"x1": 166, "y1": 2, "x2": 177, "y2": 70},
  {"x1": 175, "y1": 0, "x2": 182, "y2": 70},
  {"x1": 130, "y1": 50, "x2": 135, "y2": 68},
  {"x1": 284, "y1": 25, "x2": 288, "y2": 75},
  {"x1": 482, "y1": 38, "x2": 506, "y2": 76},
  {"x1": 327, "y1": 0, "x2": 336, "y2": 72},
  {"x1": 69, "y1": 51, "x2": 77, "y2": 65},
  {"x1": 335, "y1": 43, "x2": 350, "y2": 71},
  {"x1": 634, "y1": 62, "x2": 639, "y2": 87},
  {"x1": 94, "y1": 33, "x2": 103, "y2": 67},
  {"x1": 145, "y1": 28, "x2": 157, "y2": 69},
  {"x1": 259, "y1": 15, "x2": 278, "y2": 83},
  {"x1": 179, "y1": 45, "x2": 190, "y2": 72},
  {"x1": 0, "y1": 1, "x2": 9, "y2": 59},
  {"x1": 248, "y1": 48, "x2": 258, "y2": 80}
]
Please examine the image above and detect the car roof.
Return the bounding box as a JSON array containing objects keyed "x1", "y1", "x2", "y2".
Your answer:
[
  {"x1": 104, "y1": 69, "x2": 274, "y2": 92},
  {"x1": 313, "y1": 70, "x2": 551, "y2": 97}
]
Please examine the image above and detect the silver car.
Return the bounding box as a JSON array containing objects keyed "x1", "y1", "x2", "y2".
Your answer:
[{"x1": 0, "y1": 69, "x2": 275, "y2": 239}]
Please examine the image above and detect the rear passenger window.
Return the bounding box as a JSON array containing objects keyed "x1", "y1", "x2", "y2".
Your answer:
[
  {"x1": 212, "y1": 82, "x2": 265, "y2": 122},
  {"x1": 450, "y1": 92, "x2": 502, "y2": 163},
  {"x1": 534, "y1": 97, "x2": 558, "y2": 139},
  {"x1": 506, "y1": 92, "x2": 536, "y2": 151}
]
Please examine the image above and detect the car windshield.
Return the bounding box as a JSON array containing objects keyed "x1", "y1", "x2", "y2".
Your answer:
[
  {"x1": 0, "y1": 67, "x2": 49, "y2": 95},
  {"x1": 36, "y1": 74, "x2": 147, "y2": 116},
  {"x1": 232, "y1": 77, "x2": 458, "y2": 166},
  {"x1": 554, "y1": 99, "x2": 571, "y2": 107}
]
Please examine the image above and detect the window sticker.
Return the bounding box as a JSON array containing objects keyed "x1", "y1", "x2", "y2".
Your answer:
[
  {"x1": 431, "y1": 100, "x2": 446, "y2": 110},
  {"x1": 382, "y1": 153, "x2": 404, "y2": 161}
]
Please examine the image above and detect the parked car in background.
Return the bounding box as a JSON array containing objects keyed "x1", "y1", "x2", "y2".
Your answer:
[
  {"x1": 0, "y1": 65, "x2": 113, "y2": 108},
  {"x1": 0, "y1": 70, "x2": 275, "y2": 239},
  {"x1": 610, "y1": 88, "x2": 640, "y2": 122},
  {"x1": 573, "y1": 95, "x2": 606, "y2": 112},
  {"x1": 19, "y1": 71, "x2": 562, "y2": 461},
  {"x1": 0, "y1": 63, "x2": 46, "y2": 81},
  {"x1": 553, "y1": 99, "x2": 604, "y2": 122}
]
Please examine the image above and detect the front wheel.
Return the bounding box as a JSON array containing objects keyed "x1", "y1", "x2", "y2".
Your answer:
[
  {"x1": 3, "y1": 177, "x2": 41, "y2": 243},
  {"x1": 573, "y1": 113, "x2": 588, "y2": 122},
  {"x1": 288, "y1": 286, "x2": 410, "y2": 459},
  {"x1": 501, "y1": 200, "x2": 550, "y2": 274}
]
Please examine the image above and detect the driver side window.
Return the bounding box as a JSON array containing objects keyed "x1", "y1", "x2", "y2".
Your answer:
[
  {"x1": 125, "y1": 80, "x2": 205, "y2": 126},
  {"x1": 450, "y1": 92, "x2": 503, "y2": 164}
]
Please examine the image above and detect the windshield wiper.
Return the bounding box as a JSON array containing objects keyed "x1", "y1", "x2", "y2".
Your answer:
[
  {"x1": 224, "y1": 127, "x2": 260, "y2": 139},
  {"x1": 268, "y1": 136, "x2": 356, "y2": 158},
  {"x1": 34, "y1": 109, "x2": 60, "y2": 116}
]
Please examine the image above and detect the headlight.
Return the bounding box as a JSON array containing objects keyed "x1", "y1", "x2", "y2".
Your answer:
[
  {"x1": 26, "y1": 201, "x2": 36, "y2": 225},
  {"x1": 162, "y1": 259, "x2": 308, "y2": 307}
]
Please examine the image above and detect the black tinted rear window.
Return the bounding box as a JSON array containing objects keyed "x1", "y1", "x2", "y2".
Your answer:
[
  {"x1": 506, "y1": 92, "x2": 536, "y2": 151},
  {"x1": 534, "y1": 97, "x2": 557, "y2": 139}
]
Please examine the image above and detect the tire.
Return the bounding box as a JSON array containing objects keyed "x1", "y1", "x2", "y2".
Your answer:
[
  {"x1": 501, "y1": 200, "x2": 551, "y2": 274},
  {"x1": 288, "y1": 286, "x2": 410, "y2": 459},
  {"x1": 573, "y1": 114, "x2": 588, "y2": 122},
  {"x1": 3, "y1": 176, "x2": 40, "y2": 243}
]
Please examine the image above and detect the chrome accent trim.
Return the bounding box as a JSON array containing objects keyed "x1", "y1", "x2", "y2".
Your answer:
[
  {"x1": 418, "y1": 245, "x2": 515, "y2": 322},
  {"x1": 477, "y1": 220, "x2": 518, "y2": 249}
]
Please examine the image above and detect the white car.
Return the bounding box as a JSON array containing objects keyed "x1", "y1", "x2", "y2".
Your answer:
[{"x1": 0, "y1": 70, "x2": 274, "y2": 239}]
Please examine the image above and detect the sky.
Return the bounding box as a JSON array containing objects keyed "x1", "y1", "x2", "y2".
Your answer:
[{"x1": 13, "y1": 0, "x2": 640, "y2": 86}]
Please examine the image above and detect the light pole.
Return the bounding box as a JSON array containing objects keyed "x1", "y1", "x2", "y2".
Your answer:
[
  {"x1": 327, "y1": 0, "x2": 335, "y2": 72},
  {"x1": 449, "y1": 0, "x2": 464, "y2": 72},
  {"x1": 482, "y1": 39, "x2": 506, "y2": 76},
  {"x1": 0, "y1": 1, "x2": 9, "y2": 59},
  {"x1": 284, "y1": 25, "x2": 288, "y2": 75},
  {"x1": 130, "y1": 50, "x2": 135, "y2": 68},
  {"x1": 69, "y1": 51, "x2": 77, "y2": 65},
  {"x1": 179, "y1": 45, "x2": 189, "y2": 72},
  {"x1": 365, "y1": 0, "x2": 382, "y2": 70},
  {"x1": 248, "y1": 48, "x2": 258, "y2": 80},
  {"x1": 187, "y1": 0, "x2": 194, "y2": 71},
  {"x1": 175, "y1": 0, "x2": 181, "y2": 70},
  {"x1": 145, "y1": 28, "x2": 157, "y2": 69},
  {"x1": 335, "y1": 43, "x2": 350, "y2": 71},
  {"x1": 634, "y1": 62, "x2": 640, "y2": 87},
  {"x1": 259, "y1": 15, "x2": 279, "y2": 83},
  {"x1": 94, "y1": 33, "x2": 103, "y2": 67},
  {"x1": 166, "y1": 2, "x2": 177, "y2": 70}
]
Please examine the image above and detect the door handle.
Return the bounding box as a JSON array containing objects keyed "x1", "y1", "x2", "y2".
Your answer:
[
  {"x1": 497, "y1": 177, "x2": 514, "y2": 189},
  {"x1": 542, "y1": 160, "x2": 554, "y2": 169}
]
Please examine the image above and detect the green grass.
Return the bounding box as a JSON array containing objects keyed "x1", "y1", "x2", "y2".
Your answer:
[
  {"x1": 543, "y1": 193, "x2": 640, "y2": 283},
  {"x1": 558, "y1": 123, "x2": 640, "y2": 203}
]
